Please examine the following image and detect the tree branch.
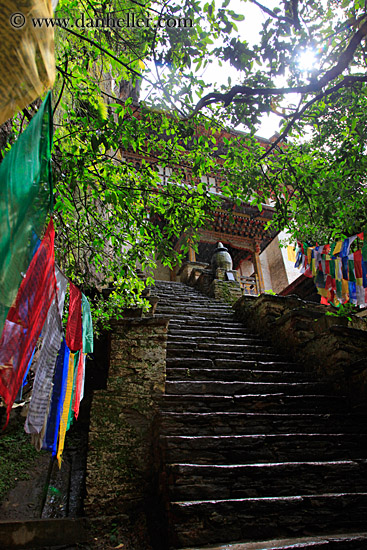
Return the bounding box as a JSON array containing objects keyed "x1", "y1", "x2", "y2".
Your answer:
[
  {"x1": 261, "y1": 75, "x2": 367, "y2": 158},
  {"x1": 249, "y1": 0, "x2": 296, "y2": 26},
  {"x1": 188, "y1": 19, "x2": 367, "y2": 118}
]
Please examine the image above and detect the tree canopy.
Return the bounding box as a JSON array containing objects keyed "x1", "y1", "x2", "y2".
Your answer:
[{"x1": 2, "y1": 0, "x2": 367, "y2": 326}]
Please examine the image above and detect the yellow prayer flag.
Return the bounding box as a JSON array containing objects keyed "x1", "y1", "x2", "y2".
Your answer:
[
  {"x1": 318, "y1": 288, "x2": 328, "y2": 297},
  {"x1": 56, "y1": 352, "x2": 75, "y2": 468},
  {"x1": 0, "y1": 0, "x2": 55, "y2": 125},
  {"x1": 287, "y1": 246, "x2": 296, "y2": 263},
  {"x1": 311, "y1": 258, "x2": 317, "y2": 276},
  {"x1": 335, "y1": 259, "x2": 341, "y2": 281},
  {"x1": 342, "y1": 279, "x2": 349, "y2": 300},
  {"x1": 333, "y1": 241, "x2": 343, "y2": 255}
]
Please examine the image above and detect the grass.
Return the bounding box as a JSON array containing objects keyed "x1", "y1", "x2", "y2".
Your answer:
[{"x1": 0, "y1": 417, "x2": 40, "y2": 501}]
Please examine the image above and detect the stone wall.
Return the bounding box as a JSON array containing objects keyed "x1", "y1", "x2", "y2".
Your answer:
[
  {"x1": 182, "y1": 263, "x2": 243, "y2": 306},
  {"x1": 208, "y1": 280, "x2": 243, "y2": 305},
  {"x1": 85, "y1": 318, "x2": 168, "y2": 519},
  {"x1": 234, "y1": 294, "x2": 367, "y2": 409}
]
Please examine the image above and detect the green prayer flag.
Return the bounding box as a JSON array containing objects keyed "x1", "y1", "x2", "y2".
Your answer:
[
  {"x1": 362, "y1": 229, "x2": 367, "y2": 261},
  {"x1": 348, "y1": 260, "x2": 356, "y2": 283},
  {"x1": 336, "y1": 280, "x2": 342, "y2": 300},
  {"x1": 329, "y1": 259, "x2": 335, "y2": 279},
  {"x1": 0, "y1": 93, "x2": 53, "y2": 336},
  {"x1": 82, "y1": 294, "x2": 94, "y2": 354}
]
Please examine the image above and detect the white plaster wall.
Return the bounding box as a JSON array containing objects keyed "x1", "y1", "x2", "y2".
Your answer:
[
  {"x1": 153, "y1": 261, "x2": 172, "y2": 281},
  {"x1": 259, "y1": 251, "x2": 272, "y2": 291},
  {"x1": 238, "y1": 259, "x2": 254, "y2": 277},
  {"x1": 261, "y1": 236, "x2": 289, "y2": 293},
  {"x1": 278, "y1": 230, "x2": 300, "y2": 285}
]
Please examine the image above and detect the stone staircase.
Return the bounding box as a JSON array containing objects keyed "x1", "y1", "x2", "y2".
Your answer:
[{"x1": 151, "y1": 281, "x2": 367, "y2": 550}]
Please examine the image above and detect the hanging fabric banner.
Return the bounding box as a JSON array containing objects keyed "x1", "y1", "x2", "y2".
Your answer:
[
  {"x1": 0, "y1": 219, "x2": 56, "y2": 425},
  {"x1": 25, "y1": 267, "x2": 68, "y2": 435},
  {"x1": 42, "y1": 339, "x2": 70, "y2": 455},
  {"x1": 81, "y1": 294, "x2": 94, "y2": 354},
  {"x1": 0, "y1": 93, "x2": 53, "y2": 338},
  {"x1": 66, "y1": 352, "x2": 79, "y2": 431},
  {"x1": 73, "y1": 353, "x2": 85, "y2": 421},
  {"x1": 65, "y1": 283, "x2": 82, "y2": 352},
  {"x1": 73, "y1": 293, "x2": 94, "y2": 420},
  {"x1": 56, "y1": 351, "x2": 75, "y2": 466},
  {"x1": 0, "y1": 1, "x2": 55, "y2": 125}
]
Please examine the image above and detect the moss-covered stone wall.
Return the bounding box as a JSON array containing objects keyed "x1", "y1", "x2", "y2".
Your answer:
[
  {"x1": 234, "y1": 294, "x2": 367, "y2": 409},
  {"x1": 85, "y1": 318, "x2": 168, "y2": 518}
]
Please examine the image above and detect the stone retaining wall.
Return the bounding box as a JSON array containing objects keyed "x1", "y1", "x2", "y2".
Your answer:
[
  {"x1": 85, "y1": 317, "x2": 168, "y2": 518},
  {"x1": 234, "y1": 294, "x2": 367, "y2": 409}
]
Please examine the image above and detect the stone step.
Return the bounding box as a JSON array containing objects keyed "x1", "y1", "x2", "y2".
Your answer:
[
  {"x1": 157, "y1": 303, "x2": 232, "y2": 310},
  {"x1": 167, "y1": 460, "x2": 367, "y2": 501},
  {"x1": 166, "y1": 368, "x2": 316, "y2": 383},
  {"x1": 176, "y1": 532, "x2": 367, "y2": 550},
  {"x1": 165, "y1": 381, "x2": 329, "y2": 397},
  {"x1": 215, "y1": 359, "x2": 304, "y2": 371},
  {"x1": 159, "y1": 394, "x2": 348, "y2": 414},
  {"x1": 167, "y1": 349, "x2": 285, "y2": 362},
  {"x1": 156, "y1": 314, "x2": 235, "y2": 322},
  {"x1": 167, "y1": 335, "x2": 267, "y2": 345},
  {"x1": 161, "y1": 433, "x2": 367, "y2": 464},
  {"x1": 167, "y1": 342, "x2": 271, "y2": 353},
  {"x1": 168, "y1": 320, "x2": 247, "y2": 329},
  {"x1": 158, "y1": 310, "x2": 234, "y2": 318},
  {"x1": 159, "y1": 412, "x2": 367, "y2": 436},
  {"x1": 169, "y1": 493, "x2": 367, "y2": 548},
  {"x1": 168, "y1": 329, "x2": 261, "y2": 339},
  {"x1": 166, "y1": 358, "x2": 303, "y2": 372}
]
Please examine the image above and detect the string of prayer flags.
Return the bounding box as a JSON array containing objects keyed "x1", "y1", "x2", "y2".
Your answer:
[
  {"x1": 295, "y1": 231, "x2": 367, "y2": 307},
  {"x1": 0, "y1": 219, "x2": 56, "y2": 426},
  {"x1": 0, "y1": 93, "x2": 53, "y2": 337}
]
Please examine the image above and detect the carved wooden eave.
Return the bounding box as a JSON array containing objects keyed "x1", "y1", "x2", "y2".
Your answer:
[{"x1": 200, "y1": 200, "x2": 277, "y2": 254}]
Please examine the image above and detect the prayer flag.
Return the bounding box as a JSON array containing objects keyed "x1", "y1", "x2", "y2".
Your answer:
[
  {"x1": 56, "y1": 351, "x2": 75, "y2": 467},
  {"x1": 0, "y1": 1, "x2": 55, "y2": 125},
  {"x1": 287, "y1": 246, "x2": 296, "y2": 263},
  {"x1": 333, "y1": 241, "x2": 343, "y2": 255},
  {"x1": 25, "y1": 267, "x2": 67, "y2": 434},
  {"x1": 0, "y1": 219, "x2": 56, "y2": 426},
  {"x1": 42, "y1": 339, "x2": 70, "y2": 455},
  {"x1": 65, "y1": 283, "x2": 82, "y2": 352},
  {"x1": 0, "y1": 94, "x2": 53, "y2": 337}
]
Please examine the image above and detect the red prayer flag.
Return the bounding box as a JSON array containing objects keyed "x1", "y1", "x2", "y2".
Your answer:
[
  {"x1": 66, "y1": 283, "x2": 82, "y2": 352},
  {"x1": 0, "y1": 220, "x2": 56, "y2": 426},
  {"x1": 73, "y1": 352, "x2": 85, "y2": 420},
  {"x1": 354, "y1": 250, "x2": 363, "y2": 279}
]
